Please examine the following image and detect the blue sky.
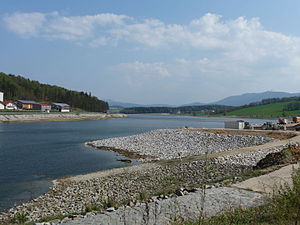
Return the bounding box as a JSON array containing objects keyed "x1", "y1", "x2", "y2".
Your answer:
[{"x1": 1, "y1": 0, "x2": 300, "y2": 104}]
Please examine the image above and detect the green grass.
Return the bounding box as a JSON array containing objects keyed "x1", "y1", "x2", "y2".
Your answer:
[
  {"x1": 224, "y1": 101, "x2": 300, "y2": 118},
  {"x1": 176, "y1": 167, "x2": 300, "y2": 225}
]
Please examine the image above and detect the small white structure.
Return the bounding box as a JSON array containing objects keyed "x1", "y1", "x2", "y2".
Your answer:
[
  {"x1": 224, "y1": 121, "x2": 245, "y2": 129},
  {"x1": 4, "y1": 101, "x2": 18, "y2": 110},
  {"x1": 0, "y1": 91, "x2": 4, "y2": 110}
]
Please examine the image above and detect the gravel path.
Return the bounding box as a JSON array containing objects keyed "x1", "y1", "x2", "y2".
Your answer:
[{"x1": 87, "y1": 129, "x2": 275, "y2": 160}]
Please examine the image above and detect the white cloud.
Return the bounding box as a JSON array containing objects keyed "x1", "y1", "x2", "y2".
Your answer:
[
  {"x1": 111, "y1": 54, "x2": 300, "y2": 100},
  {"x1": 4, "y1": 11, "x2": 300, "y2": 102},
  {"x1": 4, "y1": 12, "x2": 300, "y2": 58},
  {"x1": 3, "y1": 12, "x2": 130, "y2": 41},
  {"x1": 4, "y1": 12, "x2": 46, "y2": 37},
  {"x1": 111, "y1": 61, "x2": 170, "y2": 86}
]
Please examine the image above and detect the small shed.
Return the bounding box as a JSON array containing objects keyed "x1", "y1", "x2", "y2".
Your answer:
[
  {"x1": 3, "y1": 101, "x2": 17, "y2": 110},
  {"x1": 16, "y1": 100, "x2": 39, "y2": 110},
  {"x1": 224, "y1": 120, "x2": 245, "y2": 129},
  {"x1": 51, "y1": 103, "x2": 70, "y2": 112}
]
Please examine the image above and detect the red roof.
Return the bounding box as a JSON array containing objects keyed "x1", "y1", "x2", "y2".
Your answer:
[{"x1": 3, "y1": 101, "x2": 16, "y2": 105}]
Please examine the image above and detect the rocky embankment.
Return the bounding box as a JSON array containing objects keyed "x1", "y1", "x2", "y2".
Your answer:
[
  {"x1": 0, "y1": 113, "x2": 126, "y2": 122},
  {"x1": 1, "y1": 130, "x2": 299, "y2": 224},
  {"x1": 87, "y1": 129, "x2": 275, "y2": 160}
]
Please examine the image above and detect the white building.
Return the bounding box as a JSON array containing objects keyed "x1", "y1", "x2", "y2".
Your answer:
[
  {"x1": 0, "y1": 92, "x2": 4, "y2": 110},
  {"x1": 224, "y1": 121, "x2": 245, "y2": 129},
  {"x1": 51, "y1": 103, "x2": 70, "y2": 112}
]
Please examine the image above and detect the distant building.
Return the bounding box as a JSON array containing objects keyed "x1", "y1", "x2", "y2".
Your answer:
[
  {"x1": 3, "y1": 101, "x2": 18, "y2": 110},
  {"x1": 0, "y1": 92, "x2": 4, "y2": 110},
  {"x1": 34, "y1": 104, "x2": 51, "y2": 112},
  {"x1": 40, "y1": 104, "x2": 51, "y2": 112},
  {"x1": 293, "y1": 117, "x2": 300, "y2": 123},
  {"x1": 0, "y1": 102, "x2": 4, "y2": 110},
  {"x1": 51, "y1": 103, "x2": 70, "y2": 112},
  {"x1": 224, "y1": 120, "x2": 245, "y2": 129},
  {"x1": 16, "y1": 100, "x2": 39, "y2": 110}
]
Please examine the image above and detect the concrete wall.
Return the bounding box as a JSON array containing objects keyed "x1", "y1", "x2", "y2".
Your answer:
[{"x1": 224, "y1": 121, "x2": 245, "y2": 129}]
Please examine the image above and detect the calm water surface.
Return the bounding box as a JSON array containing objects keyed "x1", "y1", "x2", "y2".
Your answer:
[{"x1": 0, "y1": 115, "x2": 273, "y2": 212}]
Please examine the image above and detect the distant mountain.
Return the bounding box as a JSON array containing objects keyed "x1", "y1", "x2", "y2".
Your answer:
[
  {"x1": 212, "y1": 91, "x2": 300, "y2": 106},
  {"x1": 108, "y1": 91, "x2": 300, "y2": 109}
]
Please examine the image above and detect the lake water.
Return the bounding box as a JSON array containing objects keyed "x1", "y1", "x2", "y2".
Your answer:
[{"x1": 0, "y1": 115, "x2": 273, "y2": 212}]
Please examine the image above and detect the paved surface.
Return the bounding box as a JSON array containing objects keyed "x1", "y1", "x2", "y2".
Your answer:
[
  {"x1": 63, "y1": 187, "x2": 264, "y2": 225},
  {"x1": 232, "y1": 163, "x2": 300, "y2": 194}
]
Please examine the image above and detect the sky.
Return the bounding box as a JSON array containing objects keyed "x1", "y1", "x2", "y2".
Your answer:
[{"x1": 1, "y1": 0, "x2": 300, "y2": 105}]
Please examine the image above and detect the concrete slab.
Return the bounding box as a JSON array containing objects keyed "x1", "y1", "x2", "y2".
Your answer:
[{"x1": 232, "y1": 163, "x2": 300, "y2": 194}]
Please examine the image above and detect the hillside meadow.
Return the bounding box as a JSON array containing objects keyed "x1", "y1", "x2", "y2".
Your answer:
[{"x1": 224, "y1": 101, "x2": 300, "y2": 118}]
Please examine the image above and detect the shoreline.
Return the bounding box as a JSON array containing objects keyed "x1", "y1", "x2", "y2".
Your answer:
[
  {"x1": 2, "y1": 128, "x2": 300, "y2": 224},
  {"x1": 0, "y1": 112, "x2": 127, "y2": 123}
]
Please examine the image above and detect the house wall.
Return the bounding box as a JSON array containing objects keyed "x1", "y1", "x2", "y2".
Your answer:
[
  {"x1": 22, "y1": 104, "x2": 33, "y2": 109},
  {"x1": 33, "y1": 104, "x2": 41, "y2": 110},
  {"x1": 0, "y1": 92, "x2": 3, "y2": 102},
  {"x1": 0, "y1": 103, "x2": 4, "y2": 110},
  {"x1": 41, "y1": 105, "x2": 51, "y2": 112}
]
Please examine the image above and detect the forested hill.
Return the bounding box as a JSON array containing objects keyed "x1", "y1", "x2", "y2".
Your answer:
[{"x1": 0, "y1": 72, "x2": 109, "y2": 112}]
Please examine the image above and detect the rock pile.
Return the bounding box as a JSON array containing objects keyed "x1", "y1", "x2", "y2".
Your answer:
[{"x1": 87, "y1": 129, "x2": 275, "y2": 160}]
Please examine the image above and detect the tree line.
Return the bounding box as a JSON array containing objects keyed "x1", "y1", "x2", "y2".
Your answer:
[
  {"x1": 120, "y1": 105, "x2": 235, "y2": 114},
  {"x1": 0, "y1": 72, "x2": 109, "y2": 112}
]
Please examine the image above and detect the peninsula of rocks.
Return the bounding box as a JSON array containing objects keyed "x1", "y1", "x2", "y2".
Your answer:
[
  {"x1": 87, "y1": 129, "x2": 276, "y2": 161},
  {"x1": 0, "y1": 113, "x2": 126, "y2": 123}
]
